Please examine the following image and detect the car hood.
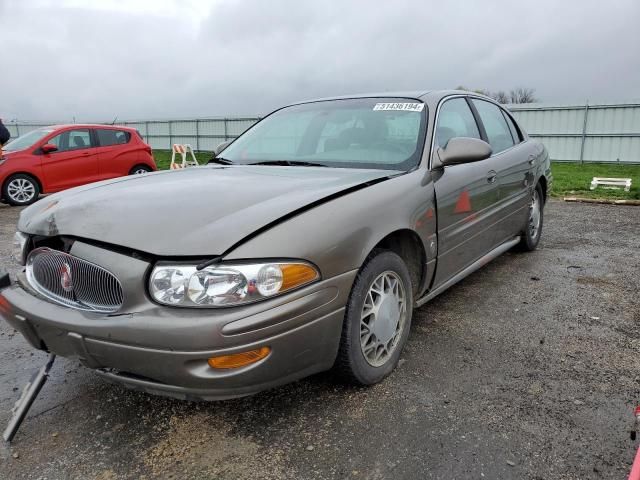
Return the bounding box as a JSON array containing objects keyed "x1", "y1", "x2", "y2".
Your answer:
[
  {"x1": 1, "y1": 149, "x2": 26, "y2": 159},
  {"x1": 19, "y1": 165, "x2": 397, "y2": 256}
]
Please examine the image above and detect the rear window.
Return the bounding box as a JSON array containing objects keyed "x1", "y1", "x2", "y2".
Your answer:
[
  {"x1": 471, "y1": 99, "x2": 515, "y2": 154},
  {"x1": 96, "y1": 129, "x2": 131, "y2": 147},
  {"x1": 503, "y1": 112, "x2": 522, "y2": 143}
]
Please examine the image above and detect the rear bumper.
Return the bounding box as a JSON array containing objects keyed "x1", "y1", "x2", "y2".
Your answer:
[{"x1": 0, "y1": 269, "x2": 356, "y2": 401}]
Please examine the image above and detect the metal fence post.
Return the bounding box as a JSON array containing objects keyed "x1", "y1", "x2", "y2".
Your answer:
[
  {"x1": 15, "y1": 122, "x2": 20, "y2": 137},
  {"x1": 223, "y1": 118, "x2": 228, "y2": 142},
  {"x1": 145, "y1": 121, "x2": 149, "y2": 145},
  {"x1": 168, "y1": 121, "x2": 173, "y2": 151},
  {"x1": 195, "y1": 119, "x2": 200, "y2": 151},
  {"x1": 579, "y1": 101, "x2": 589, "y2": 164}
]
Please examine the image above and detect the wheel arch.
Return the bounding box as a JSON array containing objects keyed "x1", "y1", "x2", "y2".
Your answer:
[
  {"x1": 538, "y1": 175, "x2": 548, "y2": 203},
  {"x1": 369, "y1": 228, "x2": 427, "y2": 296}
]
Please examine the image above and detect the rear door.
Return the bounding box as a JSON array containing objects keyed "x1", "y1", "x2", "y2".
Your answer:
[
  {"x1": 41, "y1": 128, "x2": 99, "y2": 191},
  {"x1": 431, "y1": 97, "x2": 503, "y2": 287},
  {"x1": 470, "y1": 99, "x2": 534, "y2": 243},
  {"x1": 94, "y1": 128, "x2": 135, "y2": 180}
]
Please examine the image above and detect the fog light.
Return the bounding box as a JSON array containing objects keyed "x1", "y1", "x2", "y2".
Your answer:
[{"x1": 207, "y1": 346, "x2": 271, "y2": 369}]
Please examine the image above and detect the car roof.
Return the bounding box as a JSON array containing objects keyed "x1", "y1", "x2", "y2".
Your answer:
[
  {"x1": 46, "y1": 124, "x2": 135, "y2": 130},
  {"x1": 287, "y1": 89, "x2": 495, "y2": 107}
]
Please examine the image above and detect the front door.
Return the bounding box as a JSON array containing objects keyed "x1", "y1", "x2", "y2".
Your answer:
[
  {"x1": 431, "y1": 97, "x2": 502, "y2": 288},
  {"x1": 41, "y1": 128, "x2": 99, "y2": 191}
]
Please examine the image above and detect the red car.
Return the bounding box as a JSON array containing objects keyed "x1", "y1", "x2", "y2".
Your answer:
[{"x1": 0, "y1": 124, "x2": 156, "y2": 206}]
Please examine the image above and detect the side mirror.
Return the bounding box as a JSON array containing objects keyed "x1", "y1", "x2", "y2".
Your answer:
[
  {"x1": 41, "y1": 143, "x2": 58, "y2": 154},
  {"x1": 213, "y1": 140, "x2": 231, "y2": 157},
  {"x1": 436, "y1": 137, "x2": 492, "y2": 167}
]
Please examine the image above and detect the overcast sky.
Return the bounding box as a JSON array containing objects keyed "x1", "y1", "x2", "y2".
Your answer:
[{"x1": 1, "y1": 0, "x2": 639, "y2": 121}]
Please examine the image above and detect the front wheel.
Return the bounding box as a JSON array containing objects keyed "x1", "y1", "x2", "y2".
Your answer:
[
  {"x1": 517, "y1": 182, "x2": 544, "y2": 251},
  {"x1": 3, "y1": 174, "x2": 40, "y2": 206},
  {"x1": 334, "y1": 250, "x2": 413, "y2": 385}
]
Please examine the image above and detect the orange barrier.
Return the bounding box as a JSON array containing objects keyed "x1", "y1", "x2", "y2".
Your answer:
[{"x1": 169, "y1": 144, "x2": 199, "y2": 170}]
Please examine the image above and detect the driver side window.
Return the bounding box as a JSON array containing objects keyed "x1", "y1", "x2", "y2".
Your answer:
[
  {"x1": 435, "y1": 98, "x2": 480, "y2": 148},
  {"x1": 48, "y1": 129, "x2": 92, "y2": 153}
]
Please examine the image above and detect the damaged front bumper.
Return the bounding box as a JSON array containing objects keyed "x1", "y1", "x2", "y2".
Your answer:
[{"x1": 0, "y1": 247, "x2": 356, "y2": 401}]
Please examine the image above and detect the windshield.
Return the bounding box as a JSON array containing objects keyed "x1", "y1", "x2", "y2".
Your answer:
[
  {"x1": 3, "y1": 128, "x2": 55, "y2": 152},
  {"x1": 221, "y1": 98, "x2": 427, "y2": 171}
]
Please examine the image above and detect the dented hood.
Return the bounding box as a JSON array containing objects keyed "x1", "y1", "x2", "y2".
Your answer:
[{"x1": 18, "y1": 165, "x2": 394, "y2": 256}]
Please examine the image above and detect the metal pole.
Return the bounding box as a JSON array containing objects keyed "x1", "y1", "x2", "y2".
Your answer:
[
  {"x1": 15, "y1": 122, "x2": 20, "y2": 137},
  {"x1": 145, "y1": 121, "x2": 149, "y2": 145},
  {"x1": 195, "y1": 119, "x2": 200, "y2": 151},
  {"x1": 579, "y1": 101, "x2": 589, "y2": 164},
  {"x1": 223, "y1": 118, "x2": 228, "y2": 142},
  {"x1": 3, "y1": 354, "x2": 56, "y2": 442},
  {"x1": 168, "y1": 121, "x2": 173, "y2": 151}
]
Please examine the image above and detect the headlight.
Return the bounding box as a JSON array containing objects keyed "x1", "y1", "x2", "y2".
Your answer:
[
  {"x1": 149, "y1": 261, "x2": 320, "y2": 307},
  {"x1": 13, "y1": 232, "x2": 29, "y2": 266}
]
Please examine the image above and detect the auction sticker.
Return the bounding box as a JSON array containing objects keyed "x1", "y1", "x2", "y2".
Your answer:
[{"x1": 373, "y1": 103, "x2": 424, "y2": 112}]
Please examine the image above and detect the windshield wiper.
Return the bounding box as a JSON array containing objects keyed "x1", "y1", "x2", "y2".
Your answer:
[
  {"x1": 208, "y1": 156, "x2": 234, "y2": 165},
  {"x1": 249, "y1": 160, "x2": 327, "y2": 167}
]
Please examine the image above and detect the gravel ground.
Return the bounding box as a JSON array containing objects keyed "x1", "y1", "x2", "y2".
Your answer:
[{"x1": 0, "y1": 200, "x2": 639, "y2": 479}]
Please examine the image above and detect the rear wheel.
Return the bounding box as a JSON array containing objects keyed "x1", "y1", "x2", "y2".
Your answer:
[
  {"x1": 517, "y1": 182, "x2": 544, "y2": 251},
  {"x1": 129, "y1": 164, "x2": 152, "y2": 175},
  {"x1": 334, "y1": 250, "x2": 413, "y2": 385},
  {"x1": 3, "y1": 174, "x2": 40, "y2": 206}
]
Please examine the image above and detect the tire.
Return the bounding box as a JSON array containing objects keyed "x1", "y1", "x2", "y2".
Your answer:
[
  {"x1": 334, "y1": 250, "x2": 414, "y2": 385},
  {"x1": 2, "y1": 174, "x2": 40, "y2": 206},
  {"x1": 517, "y1": 182, "x2": 544, "y2": 251},
  {"x1": 129, "y1": 164, "x2": 152, "y2": 175}
]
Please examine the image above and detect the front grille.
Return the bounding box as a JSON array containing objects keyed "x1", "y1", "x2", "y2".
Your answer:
[{"x1": 26, "y1": 247, "x2": 124, "y2": 313}]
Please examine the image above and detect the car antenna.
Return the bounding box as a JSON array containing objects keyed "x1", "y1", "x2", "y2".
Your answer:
[{"x1": 111, "y1": 116, "x2": 118, "y2": 125}]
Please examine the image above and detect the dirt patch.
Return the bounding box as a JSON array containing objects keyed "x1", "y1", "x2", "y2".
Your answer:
[{"x1": 144, "y1": 413, "x2": 287, "y2": 479}]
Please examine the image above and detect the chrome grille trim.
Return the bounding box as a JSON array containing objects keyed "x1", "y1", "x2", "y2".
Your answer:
[{"x1": 26, "y1": 247, "x2": 124, "y2": 313}]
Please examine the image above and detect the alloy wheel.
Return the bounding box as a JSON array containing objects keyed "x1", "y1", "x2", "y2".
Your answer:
[{"x1": 7, "y1": 178, "x2": 36, "y2": 203}]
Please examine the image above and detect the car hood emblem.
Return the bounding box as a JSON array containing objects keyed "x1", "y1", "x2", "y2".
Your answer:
[{"x1": 60, "y1": 262, "x2": 73, "y2": 292}]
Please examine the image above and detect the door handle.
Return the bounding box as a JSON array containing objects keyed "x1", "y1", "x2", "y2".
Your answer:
[
  {"x1": 81, "y1": 152, "x2": 91, "y2": 156},
  {"x1": 486, "y1": 170, "x2": 497, "y2": 184}
]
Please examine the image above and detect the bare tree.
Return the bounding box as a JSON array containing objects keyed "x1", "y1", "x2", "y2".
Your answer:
[
  {"x1": 509, "y1": 87, "x2": 537, "y2": 104},
  {"x1": 455, "y1": 86, "x2": 538, "y2": 104},
  {"x1": 492, "y1": 91, "x2": 510, "y2": 104}
]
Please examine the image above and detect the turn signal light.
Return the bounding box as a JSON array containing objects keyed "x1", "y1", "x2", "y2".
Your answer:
[
  {"x1": 207, "y1": 346, "x2": 271, "y2": 369},
  {"x1": 281, "y1": 263, "x2": 319, "y2": 291}
]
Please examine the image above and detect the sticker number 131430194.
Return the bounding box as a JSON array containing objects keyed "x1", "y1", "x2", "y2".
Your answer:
[{"x1": 373, "y1": 103, "x2": 424, "y2": 112}]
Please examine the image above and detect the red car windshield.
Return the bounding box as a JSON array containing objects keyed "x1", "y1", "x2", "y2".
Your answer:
[{"x1": 4, "y1": 128, "x2": 55, "y2": 152}]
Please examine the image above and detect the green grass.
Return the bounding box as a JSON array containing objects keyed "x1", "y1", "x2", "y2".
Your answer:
[
  {"x1": 152, "y1": 149, "x2": 213, "y2": 171},
  {"x1": 550, "y1": 162, "x2": 640, "y2": 200},
  {"x1": 151, "y1": 150, "x2": 640, "y2": 200}
]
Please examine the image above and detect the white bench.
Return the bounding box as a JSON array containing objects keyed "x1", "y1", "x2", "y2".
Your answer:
[{"x1": 590, "y1": 177, "x2": 632, "y2": 192}]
